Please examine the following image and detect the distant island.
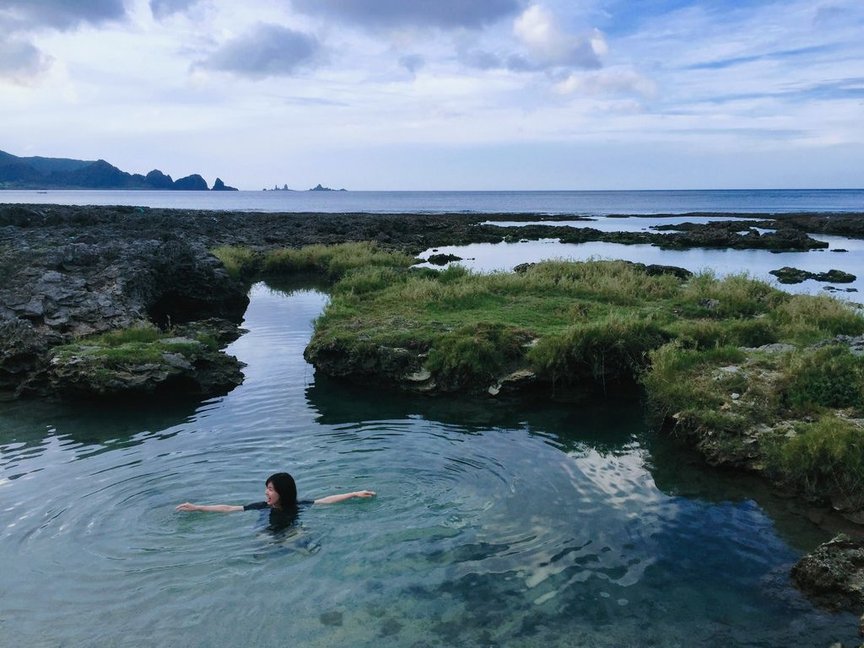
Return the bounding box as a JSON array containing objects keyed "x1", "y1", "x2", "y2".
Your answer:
[
  {"x1": 263, "y1": 183, "x2": 347, "y2": 192},
  {"x1": 0, "y1": 149, "x2": 237, "y2": 191}
]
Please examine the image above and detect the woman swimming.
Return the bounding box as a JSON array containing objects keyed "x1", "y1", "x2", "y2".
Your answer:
[{"x1": 175, "y1": 472, "x2": 376, "y2": 513}]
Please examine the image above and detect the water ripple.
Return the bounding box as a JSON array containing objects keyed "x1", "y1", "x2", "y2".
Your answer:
[{"x1": 0, "y1": 283, "x2": 855, "y2": 647}]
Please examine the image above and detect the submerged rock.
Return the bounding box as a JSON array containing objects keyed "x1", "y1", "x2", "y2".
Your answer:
[{"x1": 792, "y1": 534, "x2": 864, "y2": 612}]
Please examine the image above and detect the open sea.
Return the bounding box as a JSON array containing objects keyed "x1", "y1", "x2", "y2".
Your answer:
[{"x1": 2, "y1": 187, "x2": 863, "y2": 214}]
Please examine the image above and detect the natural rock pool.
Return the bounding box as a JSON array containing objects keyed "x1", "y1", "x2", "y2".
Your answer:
[{"x1": 0, "y1": 282, "x2": 858, "y2": 646}]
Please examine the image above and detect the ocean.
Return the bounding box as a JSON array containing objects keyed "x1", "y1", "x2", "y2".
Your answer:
[{"x1": 2, "y1": 188, "x2": 863, "y2": 214}]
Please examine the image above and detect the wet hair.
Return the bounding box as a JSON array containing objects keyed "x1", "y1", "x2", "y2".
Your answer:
[{"x1": 266, "y1": 472, "x2": 297, "y2": 510}]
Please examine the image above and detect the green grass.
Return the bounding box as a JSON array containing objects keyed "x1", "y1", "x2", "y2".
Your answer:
[
  {"x1": 212, "y1": 245, "x2": 262, "y2": 280},
  {"x1": 310, "y1": 260, "x2": 818, "y2": 392},
  {"x1": 426, "y1": 322, "x2": 532, "y2": 389},
  {"x1": 211, "y1": 242, "x2": 416, "y2": 281},
  {"x1": 310, "y1": 260, "x2": 864, "y2": 396},
  {"x1": 772, "y1": 293, "x2": 864, "y2": 342},
  {"x1": 86, "y1": 324, "x2": 163, "y2": 346},
  {"x1": 641, "y1": 343, "x2": 749, "y2": 420},
  {"x1": 766, "y1": 416, "x2": 864, "y2": 509},
  {"x1": 53, "y1": 324, "x2": 205, "y2": 366},
  {"x1": 262, "y1": 242, "x2": 416, "y2": 279},
  {"x1": 780, "y1": 345, "x2": 864, "y2": 412},
  {"x1": 528, "y1": 313, "x2": 669, "y2": 385}
]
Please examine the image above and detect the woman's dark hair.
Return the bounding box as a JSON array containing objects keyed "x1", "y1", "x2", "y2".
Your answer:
[{"x1": 266, "y1": 472, "x2": 297, "y2": 509}]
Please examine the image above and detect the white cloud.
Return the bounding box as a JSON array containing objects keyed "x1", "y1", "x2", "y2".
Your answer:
[
  {"x1": 513, "y1": 4, "x2": 603, "y2": 68},
  {"x1": 0, "y1": 0, "x2": 862, "y2": 188},
  {"x1": 555, "y1": 68, "x2": 657, "y2": 98}
]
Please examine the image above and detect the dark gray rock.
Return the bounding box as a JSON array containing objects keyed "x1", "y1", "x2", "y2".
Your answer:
[
  {"x1": 46, "y1": 326, "x2": 245, "y2": 399},
  {"x1": 792, "y1": 534, "x2": 864, "y2": 612},
  {"x1": 771, "y1": 266, "x2": 856, "y2": 284},
  {"x1": 426, "y1": 253, "x2": 462, "y2": 266},
  {"x1": 145, "y1": 169, "x2": 174, "y2": 189},
  {"x1": 0, "y1": 220, "x2": 249, "y2": 399},
  {"x1": 173, "y1": 174, "x2": 208, "y2": 191},
  {"x1": 212, "y1": 178, "x2": 238, "y2": 191}
]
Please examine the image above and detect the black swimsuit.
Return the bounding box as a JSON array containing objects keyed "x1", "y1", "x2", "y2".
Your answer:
[{"x1": 243, "y1": 501, "x2": 313, "y2": 532}]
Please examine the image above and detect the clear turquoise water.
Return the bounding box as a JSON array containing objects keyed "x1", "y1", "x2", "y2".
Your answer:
[{"x1": 0, "y1": 282, "x2": 858, "y2": 647}]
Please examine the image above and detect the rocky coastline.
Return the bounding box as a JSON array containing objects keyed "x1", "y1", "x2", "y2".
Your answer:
[
  {"x1": 4, "y1": 202, "x2": 863, "y2": 401},
  {"x1": 4, "y1": 202, "x2": 864, "y2": 621}
]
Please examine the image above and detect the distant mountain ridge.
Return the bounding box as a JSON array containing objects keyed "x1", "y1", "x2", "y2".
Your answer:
[{"x1": 0, "y1": 150, "x2": 237, "y2": 191}]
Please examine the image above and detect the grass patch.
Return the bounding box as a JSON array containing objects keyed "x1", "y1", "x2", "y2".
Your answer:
[
  {"x1": 667, "y1": 317, "x2": 778, "y2": 350},
  {"x1": 262, "y1": 242, "x2": 416, "y2": 279},
  {"x1": 300, "y1": 248, "x2": 864, "y2": 508},
  {"x1": 766, "y1": 416, "x2": 864, "y2": 509},
  {"x1": 426, "y1": 323, "x2": 531, "y2": 389},
  {"x1": 87, "y1": 324, "x2": 163, "y2": 346},
  {"x1": 212, "y1": 245, "x2": 262, "y2": 280},
  {"x1": 309, "y1": 258, "x2": 864, "y2": 400},
  {"x1": 780, "y1": 345, "x2": 864, "y2": 412},
  {"x1": 211, "y1": 242, "x2": 416, "y2": 282},
  {"x1": 641, "y1": 343, "x2": 748, "y2": 420},
  {"x1": 53, "y1": 324, "x2": 205, "y2": 366},
  {"x1": 675, "y1": 271, "x2": 786, "y2": 319},
  {"x1": 771, "y1": 293, "x2": 864, "y2": 343},
  {"x1": 528, "y1": 314, "x2": 669, "y2": 385}
]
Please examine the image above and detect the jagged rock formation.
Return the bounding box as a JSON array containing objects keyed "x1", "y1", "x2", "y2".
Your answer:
[
  {"x1": 0, "y1": 205, "x2": 249, "y2": 398},
  {"x1": 0, "y1": 149, "x2": 235, "y2": 191},
  {"x1": 212, "y1": 178, "x2": 238, "y2": 191}
]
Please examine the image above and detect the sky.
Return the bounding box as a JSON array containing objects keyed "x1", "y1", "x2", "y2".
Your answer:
[{"x1": 1, "y1": 0, "x2": 862, "y2": 190}]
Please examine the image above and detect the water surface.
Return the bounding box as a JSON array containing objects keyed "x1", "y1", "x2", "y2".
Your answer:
[
  {"x1": 3, "y1": 188, "x2": 863, "y2": 214},
  {"x1": 420, "y1": 227, "x2": 864, "y2": 303},
  {"x1": 0, "y1": 283, "x2": 857, "y2": 647}
]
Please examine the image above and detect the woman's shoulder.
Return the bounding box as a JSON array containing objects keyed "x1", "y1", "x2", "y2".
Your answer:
[{"x1": 243, "y1": 501, "x2": 269, "y2": 510}]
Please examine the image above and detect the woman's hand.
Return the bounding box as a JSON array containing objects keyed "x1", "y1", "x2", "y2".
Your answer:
[
  {"x1": 352, "y1": 490, "x2": 376, "y2": 498},
  {"x1": 176, "y1": 502, "x2": 200, "y2": 512}
]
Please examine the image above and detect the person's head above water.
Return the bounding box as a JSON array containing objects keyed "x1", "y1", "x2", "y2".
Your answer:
[{"x1": 265, "y1": 472, "x2": 297, "y2": 509}]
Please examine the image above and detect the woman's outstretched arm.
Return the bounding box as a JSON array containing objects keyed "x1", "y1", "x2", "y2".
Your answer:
[
  {"x1": 313, "y1": 490, "x2": 376, "y2": 505},
  {"x1": 176, "y1": 502, "x2": 244, "y2": 513}
]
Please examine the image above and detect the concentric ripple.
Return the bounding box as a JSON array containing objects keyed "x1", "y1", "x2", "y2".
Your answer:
[{"x1": 0, "y1": 282, "x2": 856, "y2": 647}]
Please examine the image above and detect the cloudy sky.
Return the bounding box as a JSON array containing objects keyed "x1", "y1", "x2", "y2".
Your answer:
[{"x1": 1, "y1": 0, "x2": 862, "y2": 190}]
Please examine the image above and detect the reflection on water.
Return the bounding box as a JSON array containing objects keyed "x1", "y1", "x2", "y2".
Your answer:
[
  {"x1": 0, "y1": 282, "x2": 857, "y2": 647},
  {"x1": 419, "y1": 234, "x2": 864, "y2": 303}
]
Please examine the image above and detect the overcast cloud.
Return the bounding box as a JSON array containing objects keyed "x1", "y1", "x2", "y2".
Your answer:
[
  {"x1": 290, "y1": 0, "x2": 523, "y2": 30},
  {"x1": 0, "y1": 36, "x2": 51, "y2": 82},
  {"x1": 199, "y1": 23, "x2": 322, "y2": 78},
  {"x1": 1, "y1": 0, "x2": 862, "y2": 189},
  {"x1": 149, "y1": 0, "x2": 200, "y2": 19},
  {"x1": 0, "y1": 0, "x2": 128, "y2": 30}
]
